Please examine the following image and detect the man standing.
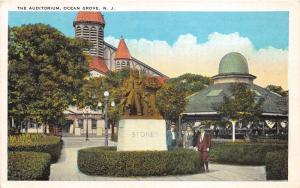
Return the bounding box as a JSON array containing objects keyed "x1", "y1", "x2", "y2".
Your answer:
[
  {"x1": 183, "y1": 126, "x2": 194, "y2": 149},
  {"x1": 194, "y1": 126, "x2": 211, "y2": 172},
  {"x1": 166, "y1": 125, "x2": 177, "y2": 150}
]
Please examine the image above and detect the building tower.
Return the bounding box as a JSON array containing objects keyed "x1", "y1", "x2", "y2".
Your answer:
[
  {"x1": 73, "y1": 11, "x2": 105, "y2": 58},
  {"x1": 114, "y1": 36, "x2": 132, "y2": 71}
]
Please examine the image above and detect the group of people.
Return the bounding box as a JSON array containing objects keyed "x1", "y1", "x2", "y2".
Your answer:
[{"x1": 166, "y1": 125, "x2": 212, "y2": 172}]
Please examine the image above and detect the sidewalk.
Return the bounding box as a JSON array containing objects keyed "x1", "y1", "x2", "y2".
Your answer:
[{"x1": 49, "y1": 137, "x2": 266, "y2": 181}]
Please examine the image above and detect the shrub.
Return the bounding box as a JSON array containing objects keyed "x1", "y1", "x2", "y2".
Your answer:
[
  {"x1": 209, "y1": 141, "x2": 287, "y2": 165},
  {"x1": 78, "y1": 147, "x2": 201, "y2": 177},
  {"x1": 8, "y1": 127, "x2": 19, "y2": 135},
  {"x1": 8, "y1": 134, "x2": 62, "y2": 162},
  {"x1": 265, "y1": 150, "x2": 288, "y2": 180},
  {"x1": 8, "y1": 151, "x2": 51, "y2": 180}
]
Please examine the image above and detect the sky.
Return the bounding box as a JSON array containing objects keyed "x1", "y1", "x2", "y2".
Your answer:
[{"x1": 8, "y1": 11, "x2": 289, "y2": 89}]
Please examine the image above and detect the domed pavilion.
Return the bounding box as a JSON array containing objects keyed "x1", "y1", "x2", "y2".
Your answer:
[{"x1": 180, "y1": 52, "x2": 288, "y2": 140}]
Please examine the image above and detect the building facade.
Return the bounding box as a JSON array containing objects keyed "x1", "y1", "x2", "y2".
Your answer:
[
  {"x1": 181, "y1": 52, "x2": 288, "y2": 140},
  {"x1": 63, "y1": 11, "x2": 168, "y2": 136}
]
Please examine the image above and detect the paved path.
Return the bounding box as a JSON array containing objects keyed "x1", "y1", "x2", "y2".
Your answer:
[{"x1": 49, "y1": 137, "x2": 266, "y2": 181}]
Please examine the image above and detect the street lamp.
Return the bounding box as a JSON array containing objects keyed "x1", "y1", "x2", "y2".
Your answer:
[
  {"x1": 104, "y1": 91, "x2": 109, "y2": 146},
  {"x1": 82, "y1": 107, "x2": 89, "y2": 141}
]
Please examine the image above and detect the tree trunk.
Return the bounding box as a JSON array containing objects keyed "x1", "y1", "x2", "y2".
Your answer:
[
  {"x1": 48, "y1": 124, "x2": 54, "y2": 135},
  {"x1": 111, "y1": 120, "x2": 115, "y2": 136}
]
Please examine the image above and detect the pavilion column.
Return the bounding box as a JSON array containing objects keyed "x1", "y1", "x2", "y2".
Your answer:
[
  {"x1": 12, "y1": 117, "x2": 15, "y2": 128},
  {"x1": 262, "y1": 121, "x2": 265, "y2": 136},
  {"x1": 230, "y1": 119, "x2": 237, "y2": 142},
  {"x1": 74, "y1": 118, "x2": 81, "y2": 136},
  {"x1": 276, "y1": 120, "x2": 280, "y2": 135},
  {"x1": 178, "y1": 114, "x2": 182, "y2": 140}
]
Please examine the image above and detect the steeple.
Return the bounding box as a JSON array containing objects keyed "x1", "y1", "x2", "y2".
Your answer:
[
  {"x1": 114, "y1": 36, "x2": 132, "y2": 71},
  {"x1": 115, "y1": 36, "x2": 131, "y2": 60}
]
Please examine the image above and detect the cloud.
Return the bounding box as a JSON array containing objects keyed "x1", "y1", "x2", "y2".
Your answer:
[{"x1": 105, "y1": 32, "x2": 288, "y2": 89}]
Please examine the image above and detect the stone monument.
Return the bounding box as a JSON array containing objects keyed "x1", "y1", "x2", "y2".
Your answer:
[{"x1": 117, "y1": 70, "x2": 167, "y2": 151}]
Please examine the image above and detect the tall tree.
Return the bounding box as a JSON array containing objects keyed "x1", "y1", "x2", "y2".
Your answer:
[
  {"x1": 166, "y1": 73, "x2": 211, "y2": 96},
  {"x1": 8, "y1": 24, "x2": 90, "y2": 133},
  {"x1": 157, "y1": 84, "x2": 187, "y2": 126},
  {"x1": 212, "y1": 83, "x2": 264, "y2": 123},
  {"x1": 76, "y1": 69, "x2": 130, "y2": 136},
  {"x1": 156, "y1": 73, "x2": 210, "y2": 126}
]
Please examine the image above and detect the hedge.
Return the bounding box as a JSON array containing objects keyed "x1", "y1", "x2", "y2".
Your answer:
[
  {"x1": 8, "y1": 151, "x2": 51, "y2": 180},
  {"x1": 8, "y1": 134, "x2": 63, "y2": 162},
  {"x1": 209, "y1": 141, "x2": 288, "y2": 165},
  {"x1": 78, "y1": 147, "x2": 202, "y2": 176},
  {"x1": 265, "y1": 150, "x2": 288, "y2": 180}
]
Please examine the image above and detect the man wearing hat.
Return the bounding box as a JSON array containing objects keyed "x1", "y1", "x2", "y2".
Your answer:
[
  {"x1": 193, "y1": 125, "x2": 211, "y2": 172},
  {"x1": 166, "y1": 124, "x2": 177, "y2": 150}
]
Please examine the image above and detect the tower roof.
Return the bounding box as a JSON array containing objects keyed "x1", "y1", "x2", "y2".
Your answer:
[
  {"x1": 89, "y1": 56, "x2": 109, "y2": 74},
  {"x1": 114, "y1": 37, "x2": 131, "y2": 60},
  {"x1": 75, "y1": 11, "x2": 105, "y2": 25},
  {"x1": 219, "y1": 52, "x2": 249, "y2": 75}
]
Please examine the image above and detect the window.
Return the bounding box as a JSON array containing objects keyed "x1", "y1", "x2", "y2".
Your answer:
[
  {"x1": 78, "y1": 119, "x2": 83, "y2": 129},
  {"x1": 92, "y1": 119, "x2": 97, "y2": 129},
  {"x1": 116, "y1": 61, "x2": 121, "y2": 70},
  {"x1": 207, "y1": 89, "x2": 223, "y2": 97}
]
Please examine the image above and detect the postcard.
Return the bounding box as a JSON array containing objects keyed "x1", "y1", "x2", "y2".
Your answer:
[{"x1": 1, "y1": 0, "x2": 300, "y2": 188}]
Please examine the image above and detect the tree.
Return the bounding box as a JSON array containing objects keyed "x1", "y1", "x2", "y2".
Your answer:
[
  {"x1": 212, "y1": 83, "x2": 265, "y2": 124},
  {"x1": 166, "y1": 73, "x2": 211, "y2": 96},
  {"x1": 156, "y1": 73, "x2": 210, "y2": 126},
  {"x1": 157, "y1": 84, "x2": 187, "y2": 126},
  {"x1": 76, "y1": 69, "x2": 130, "y2": 136},
  {"x1": 8, "y1": 24, "x2": 90, "y2": 133},
  {"x1": 266, "y1": 85, "x2": 288, "y2": 97}
]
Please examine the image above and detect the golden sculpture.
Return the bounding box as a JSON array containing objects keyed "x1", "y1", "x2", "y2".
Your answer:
[{"x1": 120, "y1": 70, "x2": 162, "y2": 119}]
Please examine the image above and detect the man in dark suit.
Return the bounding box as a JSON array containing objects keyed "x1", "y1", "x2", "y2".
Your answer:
[{"x1": 193, "y1": 126, "x2": 211, "y2": 172}]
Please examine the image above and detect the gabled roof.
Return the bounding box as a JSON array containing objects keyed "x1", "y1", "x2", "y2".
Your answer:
[
  {"x1": 114, "y1": 37, "x2": 131, "y2": 60},
  {"x1": 89, "y1": 56, "x2": 109, "y2": 74},
  {"x1": 75, "y1": 11, "x2": 105, "y2": 25}
]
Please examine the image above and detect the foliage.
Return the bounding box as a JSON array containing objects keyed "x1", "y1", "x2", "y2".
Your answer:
[
  {"x1": 209, "y1": 141, "x2": 287, "y2": 165},
  {"x1": 76, "y1": 69, "x2": 130, "y2": 123},
  {"x1": 166, "y1": 73, "x2": 211, "y2": 96},
  {"x1": 8, "y1": 134, "x2": 63, "y2": 162},
  {"x1": 266, "y1": 85, "x2": 288, "y2": 97},
  {"x1": 212, "y1": 83, "x2": 264, "y2": 122},
  {"x1": 157, "y1": 73, "x2": 210, "y2": 124},
  {"x1": 157, "y1": 84, "x2": 187, "y2": 123},
  {"x1": 8, "y1": 126, "x2": 19, "y2": 136},
  {"x1": 8, "y1": 24, "x2": 90, "y2": 130},
  {"x1": 265, "y1": 150, "x2": 288, "y2": 180},
  {"x1": 78, "y1": 147, "x2": 201, "y2": 176},
  {"x1": 8, "y1": 151, "x2": 51, "y2": 180}
]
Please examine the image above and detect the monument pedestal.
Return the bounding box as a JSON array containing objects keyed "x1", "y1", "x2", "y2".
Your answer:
[{"x1": 117, "y1": 119, "x2": 167, "y2": 151}]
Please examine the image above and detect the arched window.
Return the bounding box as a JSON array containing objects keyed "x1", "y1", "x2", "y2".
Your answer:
[
  {"x1": 75, "y1": 26, "x2": 82, "y2": 37},
  {"x1": 83, "y1": 26, "x2": 89, "y2": 40}
]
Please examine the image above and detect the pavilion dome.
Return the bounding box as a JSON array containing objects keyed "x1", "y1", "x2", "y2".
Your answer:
[{"x1": 219, "y1": 52, "x2": 249, "y2": 75}]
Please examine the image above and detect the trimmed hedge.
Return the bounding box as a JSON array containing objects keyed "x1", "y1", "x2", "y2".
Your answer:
[
  {"x1": 209, "y1": 141, "x2": 288, "y2": 165},
  {"x1": 78, "y1": 147, "x2": 202, "y2": 176},
  {"x1": 265, "y1": 150, "x2": 288, "y2": 180},
  {"x1": 8, "y1": 134, "x2": 62, "y2": 162},
  {"x1": 8, "y1": 151, "x2": 51, "y2": 180}
]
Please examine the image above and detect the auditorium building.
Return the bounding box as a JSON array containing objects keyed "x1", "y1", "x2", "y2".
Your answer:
[{"x1": 24, "y1": 11, "x2": 168, "y2": 136}]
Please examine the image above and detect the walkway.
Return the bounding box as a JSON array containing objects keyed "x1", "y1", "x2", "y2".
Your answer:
[{"x1": 49, "y1": 137, "x2": 266, "y2": 181}]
